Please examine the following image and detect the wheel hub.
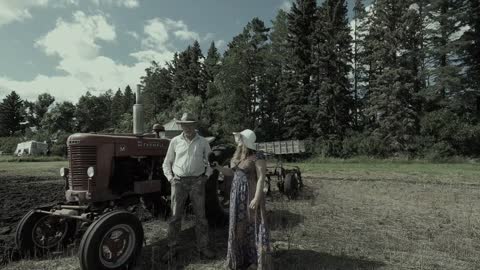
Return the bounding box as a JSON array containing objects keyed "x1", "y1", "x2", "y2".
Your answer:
[
  {"x1": 99, "y1": 224, "x2": 136, "y2": 268},
  {"x1": 32, "y1": 216, "x2": 69, "y2": 249}
]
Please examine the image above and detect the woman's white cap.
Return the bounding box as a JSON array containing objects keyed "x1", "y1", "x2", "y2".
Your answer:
[{"x1": 233, "y1": 129, "x2": 257, "y2": 150}]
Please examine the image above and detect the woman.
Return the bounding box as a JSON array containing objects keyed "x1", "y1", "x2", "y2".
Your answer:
[{"x1": 213, "y1": 129, "x2": 272, "y2": 270}]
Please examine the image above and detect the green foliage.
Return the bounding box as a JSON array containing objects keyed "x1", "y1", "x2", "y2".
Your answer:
[
  {"x1": 312, "y1": 0, "x2": 353, "y2": 139},
  {"x1": 24, "y1": 93, "x2": 55, "y2": 129},
  {"x1": 284, "y1": 0, "x2": 318, "y2": 140},
  {"x1": 0, "y1": 136, "x2": 22, "y2": 154},
  {"x1": 41, "y1": 101, "x2": 76, "y2": 134},
  {"x1": 216, "y1": 18, "x2": 270, "y2": 135},
  {"x1": 50, "y1": 132, "x2": 70, "y2": 157},
  {"x1": 0, "y1": 91, "x2": 24, "y2": 136},
  {"x1": 75, "y1": 91, "x2": 112, "y2": 132}
]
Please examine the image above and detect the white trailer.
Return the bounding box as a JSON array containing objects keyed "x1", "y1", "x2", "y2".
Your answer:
[{"x1": 14, "y1": 141, "x2": 49, "y2": 156}]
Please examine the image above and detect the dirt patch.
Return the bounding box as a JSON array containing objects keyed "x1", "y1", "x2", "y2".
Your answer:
[{"x1": 0, "y1": 176, "x2": 64, "y2": 265}]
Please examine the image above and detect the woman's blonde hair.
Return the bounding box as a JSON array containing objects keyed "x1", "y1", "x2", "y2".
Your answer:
[{"x1": 230, "y1": 143, "x2": 254, "y2": 167}]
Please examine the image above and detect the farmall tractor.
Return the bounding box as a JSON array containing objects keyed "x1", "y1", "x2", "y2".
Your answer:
[{"x1": 14, "y1": 86, "x2": 233, "y2": 270}]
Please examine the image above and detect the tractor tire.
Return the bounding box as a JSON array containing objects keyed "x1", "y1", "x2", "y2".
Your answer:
[
  {"x1": 79, "y1": 210, "x2": 143, "y2": 270},
  {"x1": 284, "y1": 173, "x2": 299, "y2": 200},
  {"x1": 205, "y1": 170, "x2": 229, "y2": 227},
  {"x1": 15, "y1": 210, "x2": 76, "y2": 258},
  {"x1": 205, "y1": 145, "x2": 235, "y2": 227}
]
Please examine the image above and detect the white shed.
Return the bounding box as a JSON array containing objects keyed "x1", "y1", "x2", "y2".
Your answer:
[
  {"x1": 15, "y1": 141, "x2": 48, "y2": 156},
  {"x1": 163, "y1": 118, "x2": 183, "y2": 139}
]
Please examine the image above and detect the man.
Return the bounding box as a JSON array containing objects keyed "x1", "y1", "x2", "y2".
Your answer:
[{"x1": 162, "y1": 112, "x2": 215, "y2": 261}]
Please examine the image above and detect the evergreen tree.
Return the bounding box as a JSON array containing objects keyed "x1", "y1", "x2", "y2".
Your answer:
[
  {"x1": 217, "y1": 18, "x2": 269, "y2": 135},
  {"x1": 312, "y1": 0, "x2": 354, "y2": 139},
  {"x1": 123, "y1": 85, "x2": 135, "y2": 114},
  {"x1": 203, "y1": 42, "x2": 221, "y2": 84},
  {"x1": 141, "y1": 61, "x2": 174, "y2": 125},
  {"x1": 285, "y1": 0, "x2": 318, "y2": 139},
  {"x1": 364, "y1": 0, "x2": 422, "y2": 154},
  {"x1": 110, "y1": 89, "x2": 124, "y2": 127},
  {"x1": 352, "y1": 0, "x2": 370, "y2": 129},
  {"x1": 267, "y1": 9, "x2": 291, "y2": 140},
  {"x1": 424, "y1": 0, "x2": 466, "y2": 112},
  {"x1": 187, "y1": 40, "x2": 205, "y2": 99},
  {"x1": 0, "y1": 91, "x2": 24, "y2": 136},
  {"x1": 203, "y1": 42, "x2": 223, "y2": 131},
  {"x1": 460, "y1": 0, "x2": 480, "y2": 120}
]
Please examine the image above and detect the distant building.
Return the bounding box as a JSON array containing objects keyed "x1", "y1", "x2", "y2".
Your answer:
[
  {"x1": 163, "y1": 119, "x2": 183, "y2": 139},
  {"x1": 15, "y1": 141, "x2": 48, "y2": 156}
]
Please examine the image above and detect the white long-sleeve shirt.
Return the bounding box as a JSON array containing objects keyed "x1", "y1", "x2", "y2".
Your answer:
[{"x1": 162, "y1": 133, "x2": 212, "y2": 181}]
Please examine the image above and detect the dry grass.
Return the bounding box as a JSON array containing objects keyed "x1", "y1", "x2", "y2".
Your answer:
[{"x1": 2, "y1": 160, "x2": 480, "y2": 269}]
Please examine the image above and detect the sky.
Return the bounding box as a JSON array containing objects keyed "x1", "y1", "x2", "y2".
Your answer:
[{"x1": 0, "y1": 0, "x2": 360, "y2": 103}]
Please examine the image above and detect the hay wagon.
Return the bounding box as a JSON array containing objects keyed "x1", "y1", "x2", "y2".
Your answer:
[{"x1": 255, "y1": 140, "x2": 307, "y2": 199}]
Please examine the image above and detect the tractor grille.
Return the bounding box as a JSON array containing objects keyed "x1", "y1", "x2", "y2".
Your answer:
[{"x1": 68, "y1": 145, "x2": 96, "y2": 190}]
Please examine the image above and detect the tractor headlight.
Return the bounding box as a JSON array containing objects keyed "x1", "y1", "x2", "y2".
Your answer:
[
  {"x1": 60, "y1": 167, "x2": 69, "y2": 177},
  {"x1": 87, "y1": 166, "x2": 95, "y2": 178}
]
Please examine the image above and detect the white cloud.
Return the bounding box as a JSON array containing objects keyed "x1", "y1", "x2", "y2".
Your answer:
[
  {"x1": 35, "y1": 11, "x2": 116, "y2": 60},
  {"x1": 126, "y1": 30, "x2": 139, "y2": 39},
  {"x1": 0, "y1": 13, "x2": 215, "y2": 102},
  {"x1": 279, "y1": 0, "x2": 293, "y2": 11},
  {"x1": 91, "y1": 0, "x2": 139, "y2": 8},
  {"x1": 0, "y1": 0, "x2": 49, "y2": 27},
  {"x1": 0, "y1": 0, "x2": 79, "y2": 27},
  {"x1": 0, "y1": 12, "x2": 154, "y2": 102},
  {"x1": 215, "y1": 39, "x2": 226, "y2": 50}
]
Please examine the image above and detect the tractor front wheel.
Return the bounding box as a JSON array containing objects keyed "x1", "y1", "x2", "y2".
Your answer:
[
  {"x1": 79, "y1": 210, "x2": 143, "y2": 270},
  {"x1": 15, "y1": 210, "x2": 76, "y2": 258}
]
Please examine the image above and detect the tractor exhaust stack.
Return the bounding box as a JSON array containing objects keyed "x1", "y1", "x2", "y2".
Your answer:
[{"x1": 133, "y1": 84, "x2": 144, "y2": 136}]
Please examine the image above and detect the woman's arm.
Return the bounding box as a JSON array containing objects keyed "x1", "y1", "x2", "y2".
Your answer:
[
  {"x1": 212, "y1": 162, "x2": 234, "y2": 177},
  {"x1": 249, "y1": 159, "x2": 266, "y2": 209}
]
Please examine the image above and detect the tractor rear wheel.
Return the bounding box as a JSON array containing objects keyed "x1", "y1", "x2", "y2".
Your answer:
[
  {"x1": 284, "y1": 173, "x2": 299, "y2": 200},
  {"x1": 79, "y1": 210, "x2": 143, "y2": 270},
  {"x1": 15, "y1": 210, "x2": 76, "y2": 258}
]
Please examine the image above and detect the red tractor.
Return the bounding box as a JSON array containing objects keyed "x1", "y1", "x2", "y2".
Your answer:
[{"x1": 14, "y1": 86, "x2": 233, "y2": 270}]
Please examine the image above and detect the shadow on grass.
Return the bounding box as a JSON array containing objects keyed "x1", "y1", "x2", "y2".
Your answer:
[
  {"x1": 267, "y1": 209, "x2": 304, "y2": 231},
  {"x1": 273, "y1": 249, "x2": 385, "y2": 270},
  {"x1": 140, "y1": 225, "x2": 229, "y2": 270}
]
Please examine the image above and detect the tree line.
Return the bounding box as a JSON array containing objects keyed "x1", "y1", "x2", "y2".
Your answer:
[{"x1": 1, "y1": 0, "x2": 479, "y2": 158}]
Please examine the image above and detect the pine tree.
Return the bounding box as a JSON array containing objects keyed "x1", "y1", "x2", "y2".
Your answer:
[
  {"x1": 203, "y1": 42, "x2": 222, "y2": 130},
  {"x1": 110, "y1": 89, "x2": 124, "y2": 127},
  {"x1": 424, "y1": 0, "x2": 466, "y2": 112},
  {"x1": 461, "y1": 0, "x2": 480, "y2": 120},
  {"x1": 364, "y1": 0, "x2": 422, "y2": 154},
  {"x1": 217, "y1": 18, "x2": 269, "y2": 135},
  {"x1": 312, "y1": 0, "x2": 353, "y2": 139},
  {"x1": 187, "y1": 40, "x2": 205, "y2": 99},
  {"x1": 141, "y1": 62, "x2": 174, "y2": 125},
  {"x1": 285, "y1": 0, "x2": 318, "y2": 139},
  {"x1": 123, "y1": 85, "x2": 135, "y2": 114},
  {"x1": 0, "y1": 91, "x2": 24, "y2": 136},
  {"x1": 352, "y1": 0, "x2": 370, "y2": 129},
  {"x1": 203, "y1": 42, "x2": 221, "y2": 84},
  {"x1": 268, "y1": 9, "x2": 291, "y2": 140}
]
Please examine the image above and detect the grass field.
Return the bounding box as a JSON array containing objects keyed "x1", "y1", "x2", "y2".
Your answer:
[{"x1": 1, "y1": 160, "x2": 479, "y2": 269}]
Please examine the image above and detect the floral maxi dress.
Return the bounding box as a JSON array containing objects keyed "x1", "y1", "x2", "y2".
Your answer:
[{"x1": 226, "y1": 153, "x2": 272, "y2": 270}]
